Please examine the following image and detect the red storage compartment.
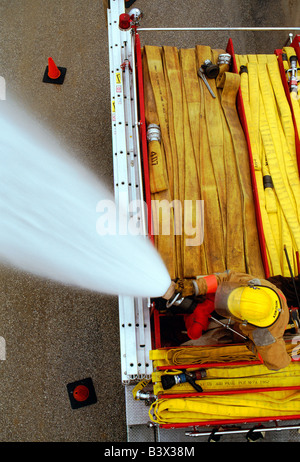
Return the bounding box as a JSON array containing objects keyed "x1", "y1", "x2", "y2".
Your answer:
[{"x1": 134, "y1": 32, "x2": 300, "y2": 431}]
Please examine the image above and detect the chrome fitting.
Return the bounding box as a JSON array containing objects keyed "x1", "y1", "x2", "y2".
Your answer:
[
  {"x1": 147, "y1": 123, "x2": 161, "y2": 142},
  {"x1": 218, "y1": 53, "x2": 231, "y2": 65},
  {"x1": 166, "y1": 292, "x2": 184, "y2": 309},
  {"x1": 129, "y1": 8, "x2": 143, "y2": 25}
]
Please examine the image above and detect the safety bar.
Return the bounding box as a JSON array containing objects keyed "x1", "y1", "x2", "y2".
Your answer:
[
  {"x1": 137, "y1": 27, "x2": 300, "y2": 32},
  {"x1": 185, "y1": 421, "x2": 300, "y2": 438}
]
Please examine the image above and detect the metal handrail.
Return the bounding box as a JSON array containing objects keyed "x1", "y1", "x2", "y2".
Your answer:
[
  {"x1": 186, "y1": 422, "x2": 300, "y2": 438},
  {"x1": 137, "y1": 26, "x2": 300, "y2": 32}
]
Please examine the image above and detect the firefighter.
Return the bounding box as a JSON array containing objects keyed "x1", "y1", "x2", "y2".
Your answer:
[{"x1": 163, "y1": 270, "x2": 292, "y2": 371}]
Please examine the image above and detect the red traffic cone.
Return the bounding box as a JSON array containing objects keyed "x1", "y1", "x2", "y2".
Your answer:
[
  {"x1": 67, "y1": 377, "x2": 97, "y2": 409},
  {"x1": 48, "y1": 57, "x2": 61, "y2": 79},
  {"x1": 73, "y1": 385, "x2": 90, "y2": 402},
  {"x1": 43, "y1": 57, "x2": 67, "y2": 85}
]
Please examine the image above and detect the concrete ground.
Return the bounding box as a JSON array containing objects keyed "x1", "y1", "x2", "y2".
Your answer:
[{"x1": 0, "y1": 0, "x2": 299, "y2": 443}]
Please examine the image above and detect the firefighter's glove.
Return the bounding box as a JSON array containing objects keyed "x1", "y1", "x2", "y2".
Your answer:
[
  {"x1": 175, "y1": 279, "x2": 196, "y2": 297},
  {"x1": 163, "y1": 275, "x2": 218, "y2": 300}
]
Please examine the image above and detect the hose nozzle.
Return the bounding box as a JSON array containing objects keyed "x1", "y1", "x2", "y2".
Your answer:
[
  {"x1": 162, "y1": 281, "x2": 176, "y2": 300},
  {"x1": 161, "y1": 369, "x2": 207, "y2": 393}
]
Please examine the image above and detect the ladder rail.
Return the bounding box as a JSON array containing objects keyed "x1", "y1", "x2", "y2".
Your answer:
[{"x1": 107, "y1": 0, "x2": 152, "y2": 384}]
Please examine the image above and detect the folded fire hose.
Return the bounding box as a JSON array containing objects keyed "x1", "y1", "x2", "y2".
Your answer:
[
  {"x1": 143, "y1": 45, "x2": 264, "y2": 280},
  {"x1": 149, "y1": 388, "x2": 300, "y2": 425},
  {"x1": 152, "y1": 361, "x2": 300, "y2": 395},
  {"x1": 144, "y1": 45, "x2": 300, "y2": 279},
  {"x1": 150, "y1": 341, "x2": 297, "y2": 367},
  {"x1": 235, "y1": 52, "x2": 300, "y2": 277},
  {"x1": 148, "y1": 343, "x2": 300, "y2": 425}
]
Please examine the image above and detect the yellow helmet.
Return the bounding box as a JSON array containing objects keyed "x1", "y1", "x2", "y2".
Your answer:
[{"x1": 214, "y1": 282, "x2": 281, "y2": 327}]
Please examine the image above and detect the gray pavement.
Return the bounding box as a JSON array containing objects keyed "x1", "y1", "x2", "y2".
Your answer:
[{"x1": 0, "y1": 0, "x2": 299, "y2": 443}]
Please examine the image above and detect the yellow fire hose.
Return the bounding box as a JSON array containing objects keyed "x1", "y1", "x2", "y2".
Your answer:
[
  {"x1": 149, "y1": 388, "x2": 300, "y2": 424},
  {"x1": 149, "y1": 342, "x2": 297, "y2": 367},
  {"x1": 235, "y1": 53, "x2": 300, "y2": 277},
  {"x1": 148, "y1": 342, "x2": 300, "y2": 424},
  {"x1": 143, "y1": 45, "x2": 264, "y2": 279},
  {"x1": 149, "y1": 344, "x2": 300, "y2": 424},
  {"x1": 143, "y1": 46, "x2": 177, "y2": 279},
  {"x1": 152, "y1": 361, "x2": 300, "y2": 395}
]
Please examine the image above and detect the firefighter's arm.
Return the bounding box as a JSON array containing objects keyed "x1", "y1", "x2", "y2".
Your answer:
[
  {"x1": 245, "y1": 334, "x2": 291, "y2": 371},
  {"x1": 186, "y1": 270, "x2": 264, "y2": 297},
  {"x1": 162, "y1": 271, "x2": 232, "y2": 299},
  {"x1": 176, "y1": 270, "x2": 238, "y2": 297},
  {"x1": 162, "y1": 270, "x2": 269, "y2": 300}
]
